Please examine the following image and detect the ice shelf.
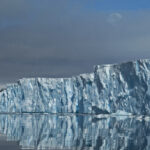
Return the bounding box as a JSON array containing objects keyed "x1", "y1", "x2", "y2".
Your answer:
[{"x1": 1, "y1": 59, "x2": 150, "y2": 115}]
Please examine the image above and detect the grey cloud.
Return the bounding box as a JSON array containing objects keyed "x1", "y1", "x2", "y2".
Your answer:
[{"x1": 0, "y1": 1, "x2": 150, "y2": 83}]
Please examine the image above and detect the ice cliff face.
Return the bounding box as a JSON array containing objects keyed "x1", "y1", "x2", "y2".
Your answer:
[{"x1": 1, "y1": 59, "x2": 150, "y2": 114}]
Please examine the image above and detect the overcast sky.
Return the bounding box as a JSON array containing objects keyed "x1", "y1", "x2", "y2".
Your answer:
[{"x1": 1, "y1": 0, "x2": 150, "y2": 84}]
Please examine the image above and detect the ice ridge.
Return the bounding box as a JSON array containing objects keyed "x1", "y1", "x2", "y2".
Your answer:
[{"x1": 1, "y1": 59, "x2": 150, "y2": 115}]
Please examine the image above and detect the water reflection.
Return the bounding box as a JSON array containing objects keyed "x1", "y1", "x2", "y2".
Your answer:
[{"x1": 0, "y1": 114, "x2": 150, "y2": 150}]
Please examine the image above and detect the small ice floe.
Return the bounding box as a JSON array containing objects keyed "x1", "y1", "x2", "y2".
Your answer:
[{"x1": 112, "y1": 110, "x2": 132, "y2": 116}]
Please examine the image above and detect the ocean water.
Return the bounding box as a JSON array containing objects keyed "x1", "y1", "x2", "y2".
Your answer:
[{"x1": 0, "y1": 114, "x2": 149, "y2": 150}]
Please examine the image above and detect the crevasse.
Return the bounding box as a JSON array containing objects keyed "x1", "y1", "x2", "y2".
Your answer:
[{"x1": 1, "y1": 59, "x2": 150, "y2": 115}]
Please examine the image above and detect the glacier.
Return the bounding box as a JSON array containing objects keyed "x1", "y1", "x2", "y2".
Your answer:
[{"x1": 1, "y1": 59, "x2": 150, "y2": 114}]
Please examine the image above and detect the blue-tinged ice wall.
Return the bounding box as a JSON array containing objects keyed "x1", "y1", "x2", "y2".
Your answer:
[{"x1": 1, "y1": 59, "x2": 150, "y2": 114}]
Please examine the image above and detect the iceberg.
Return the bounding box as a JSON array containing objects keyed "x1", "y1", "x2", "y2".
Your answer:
[{"x1": 1, "y1": 59, "x2": 150, "y2": 114}]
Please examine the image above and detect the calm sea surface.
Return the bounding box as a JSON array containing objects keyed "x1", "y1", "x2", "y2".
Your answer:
[{"x1": 0, "y1": 114, "x2": 149, "y2": 150}]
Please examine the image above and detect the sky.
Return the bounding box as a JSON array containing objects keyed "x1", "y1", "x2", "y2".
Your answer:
[{"x1": 1, "y1": 0, "x2": 150, "y2": 84}]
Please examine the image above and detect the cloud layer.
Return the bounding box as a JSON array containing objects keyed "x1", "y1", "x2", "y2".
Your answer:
[{"x1": 0, "y1": 1, "x2": 150, "y2": 83}]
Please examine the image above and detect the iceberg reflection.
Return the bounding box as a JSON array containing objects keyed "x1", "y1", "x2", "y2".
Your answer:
[{"x1": 0, "y1": 114, "x2": 149, "y2": 150}]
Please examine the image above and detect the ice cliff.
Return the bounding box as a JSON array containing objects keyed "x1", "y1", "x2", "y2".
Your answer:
[{"x1": 1, "y1": 59, "x2": 150, "y2": 115}]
